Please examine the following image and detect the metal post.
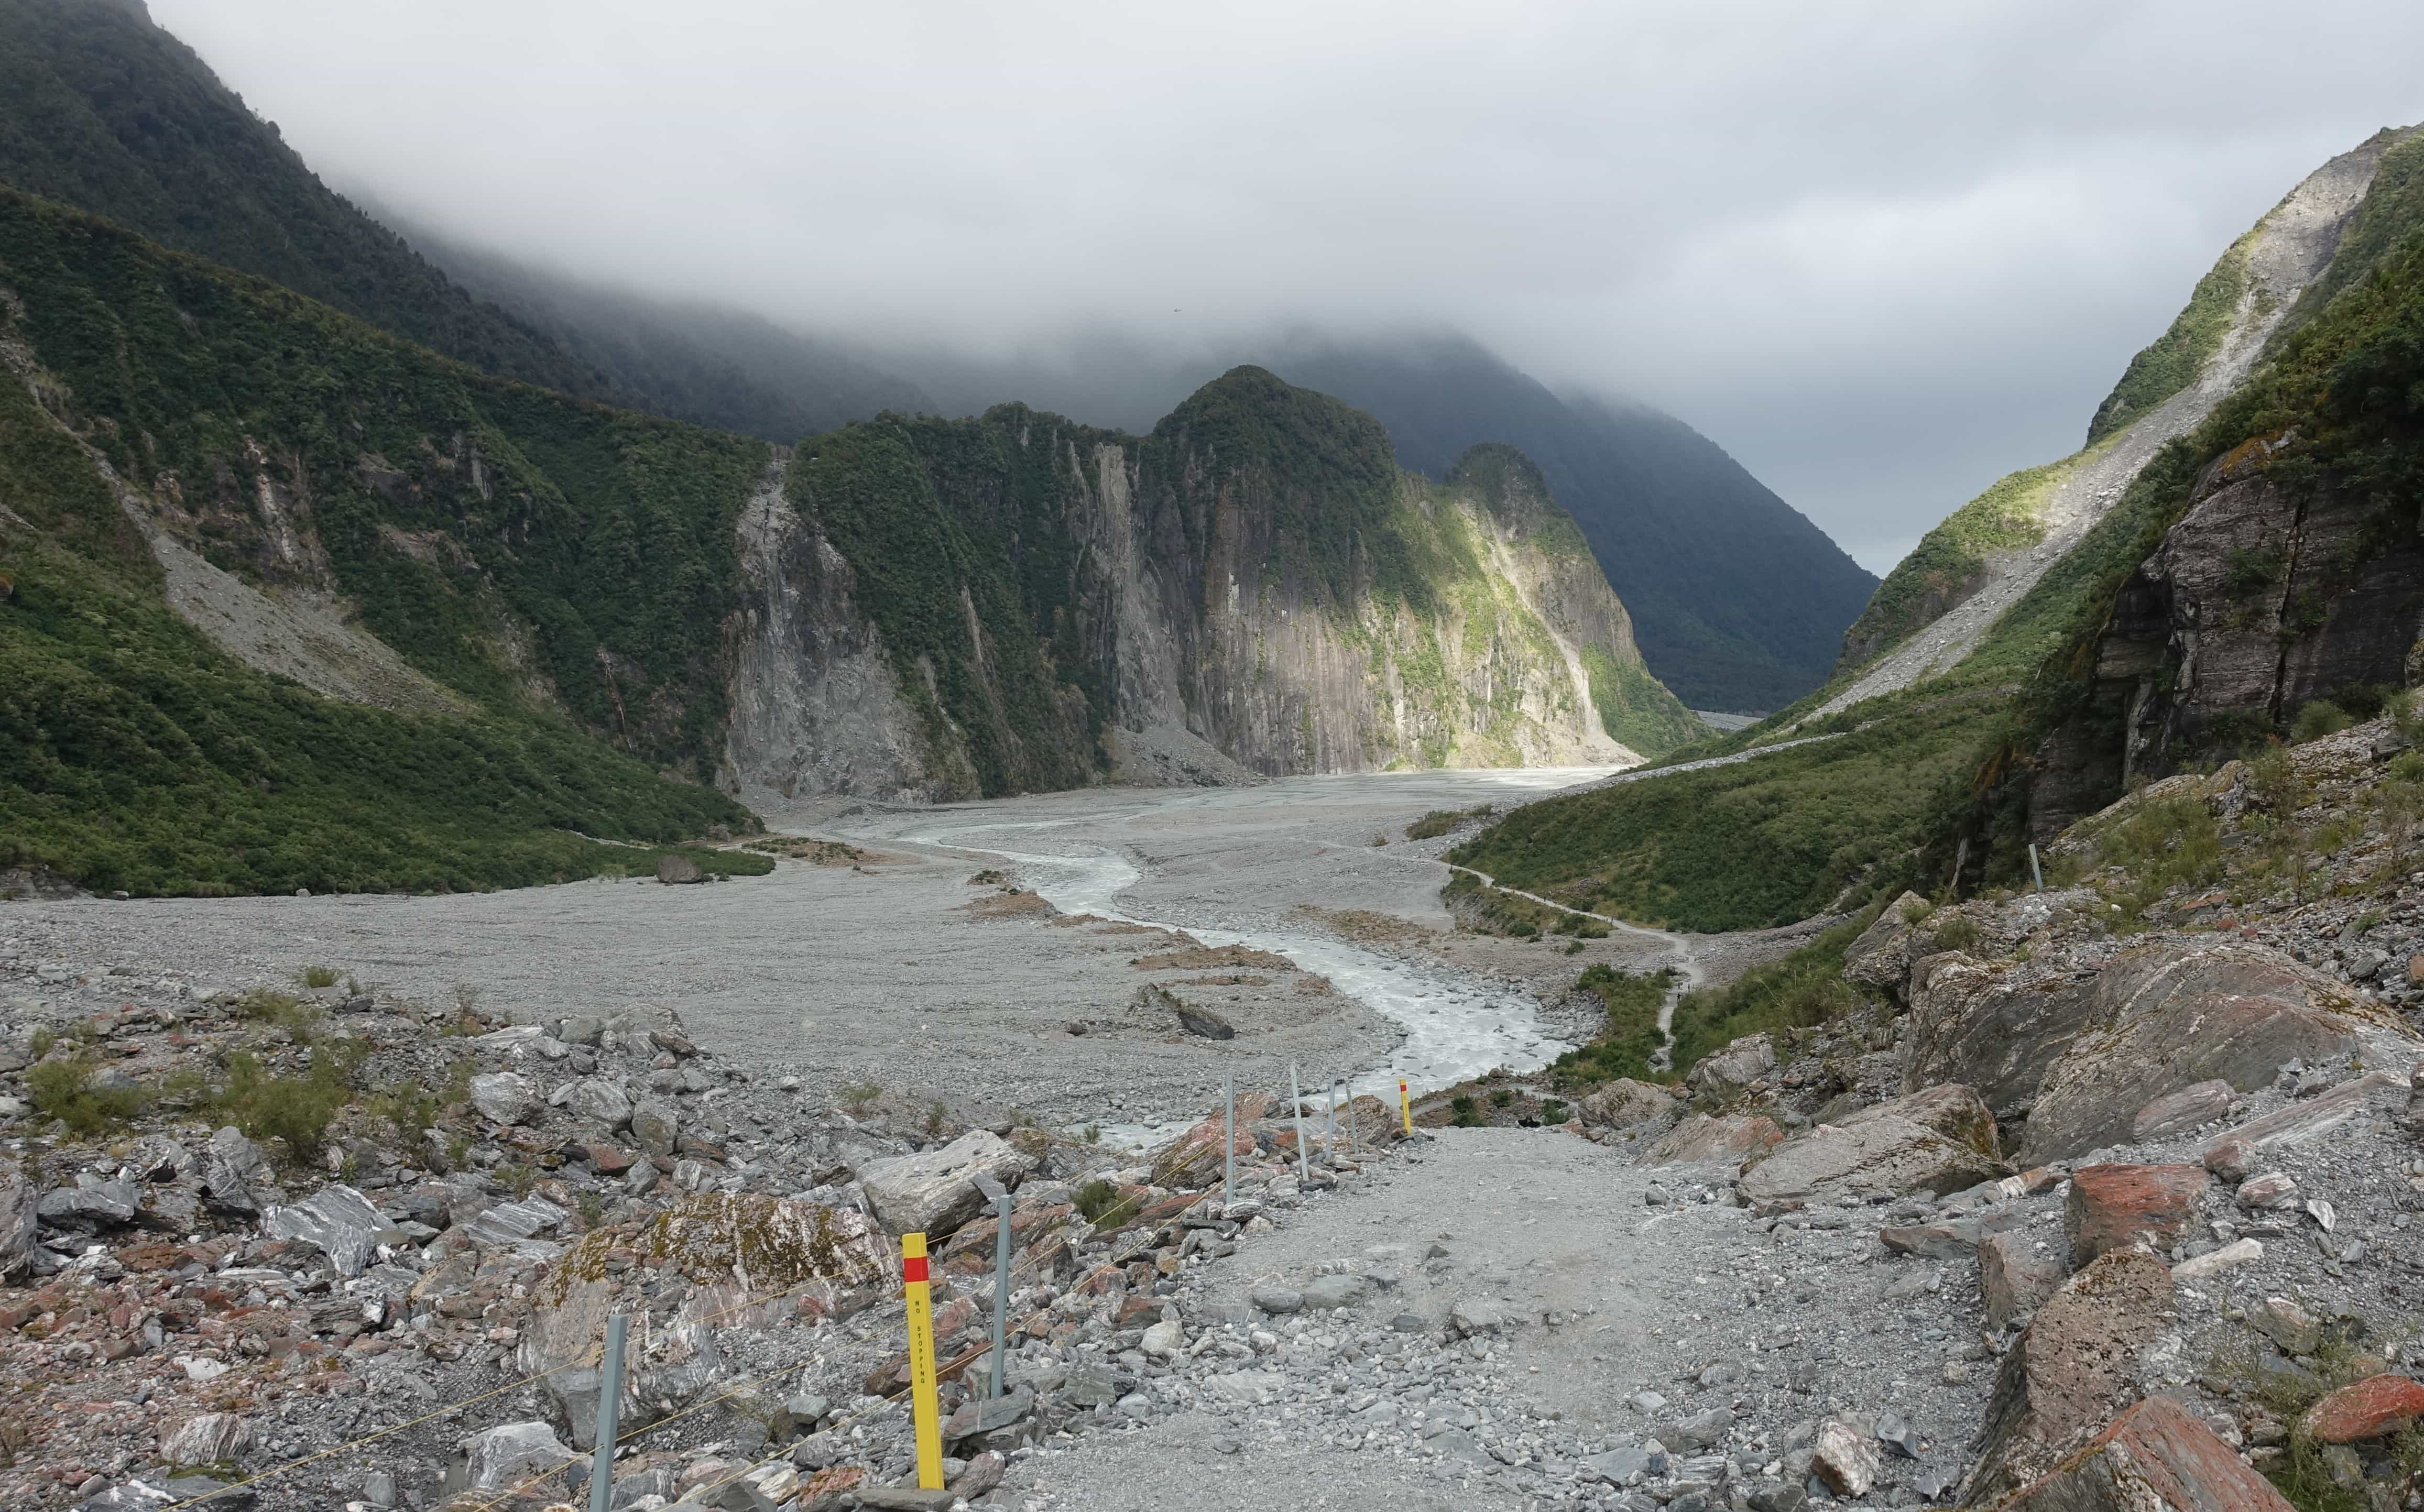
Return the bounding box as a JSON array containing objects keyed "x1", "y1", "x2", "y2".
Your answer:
[
  {"x1": 1222, "y1": 1075, "x2": 1235, "y2": 1208},
  {"x1": 972, "y1": 1173, "x2": 1012, "y2": 1400},
  {"x1": 2028, "y1": 843, "x2": 2045, "y2": 892},
  {"x1": 586, "y1": 1313, "x2": 627, "y2": 1512},
  {"x1": 1289, "y1": 1062, "x2": 1310, "y2": 1185},
  {"x1": 1327, "y1": 1075, "x2": 1339, "y2": 1156}
]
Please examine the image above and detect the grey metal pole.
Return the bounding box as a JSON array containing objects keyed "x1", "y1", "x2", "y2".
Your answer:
[
  {"x1": 1326, "y1": 1076, "x2": 1338, "y2": 1156},
  {"x1": 1289, "y1": 1062, "x2": 1309, "y2": 1185},
  {"x1": 587, "y1": 1312, "x2": 627, "y2": 1512},
  {"x1": 971, "y1": 1172, "x2": 1012, "y2": 1400},
  {"x1": 1222, "y1": 1075, "x2": 1235, "y2": 1208},
  {"x1": 2028, "y1": 842, "x2": 2045, "y2": 892}
]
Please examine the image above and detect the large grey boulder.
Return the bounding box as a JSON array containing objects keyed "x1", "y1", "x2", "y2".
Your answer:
[
  {"x1": 39, "y1": 1177, "x2": 139, "y2": 1225},
  {"x1": 1577, "y1": 1078, "x2": 1678, "y2": 1130},
  {"x1": 468, "y1": 1071, "x2": 540, "y2": 1126},
  {"x1": 1842, "y1": 893, "x2": 1928, "y2": 998},
  {"x1": 629, "y1": 1097, "x2": 681, "y2": 1158},
  {"x1": 1740, "y1": 1084, "x2": 2006, "y2": 1208},
  {"x1": 459, "y1": 1196, "x2": 566, "y2": 1249},
  {"x1": 1640, "y1": 1113, "x2": 1785, "y2": 1167},
  {"x1": 452, "y1": 1420, "x2": 571, "y2": 1492},
  {"x1": 2019, "y1": 938, "x2": 2418, "y2": 1163},
  {"x1": 858, "y1": 1131, "x2": 1035, "y2": 1237},
  {"x1": 564, "y1": 1078, "x2": 634, "y2": 1130},
  {"x1": 0, "y1": 1162, "x2": 35, "y2": 1277},
  {"x1": 201, "y1": 1127, "x2": 271, "y2": 1215},
  {"x1": 158, "y1": 1412, "x2": 253, "y2": 1466},
  {"x1": 263, "y1": 1184, "x2": 386, "y2": 1276},
  {"x1": 1687, "y1": 1033, "x2": 1776, "y2": 1105}
]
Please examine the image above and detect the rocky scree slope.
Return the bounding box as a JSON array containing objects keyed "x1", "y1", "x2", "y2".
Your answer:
[{"x1": 737, "y1": 382, "x2": 1702, "y2": 805}]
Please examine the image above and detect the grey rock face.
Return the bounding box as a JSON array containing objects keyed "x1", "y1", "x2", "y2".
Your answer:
[
  {"x1": 468, "y1": 1071, "x2": 540, "y2": 1126},
  {"x1": 0, "y1": 1162, "x2": 35, "y2": 1277},
  {"x1": 857, "y1": 1130, "x2": 1034, "y2": 1236},
  {"x1": 262, "y1": 1184, "x2": 386, "y2": 1276},
  {"x1": 1687, "y1": 1033, "x2": 1776, "y2": 1105},
  {"x1": 565, "y1": 1078, "x2": 634, "y2": 1130},
  {"x1": 1739, "y1": 1084, "x2": 2005, "y2": 1207},
  {"x1": 2131, "y1": 1079, "x2": 2236, "y2": 1141},
  {"x1": 453, "y1": 1420, "x2": 571, "y2": 1492},
  {"x1": 629, "y1": 1097, "x2": 681, "y2": 1157},
  {"x1": 458, "y1": 1196, "x2": 565, "y2": 1249}
]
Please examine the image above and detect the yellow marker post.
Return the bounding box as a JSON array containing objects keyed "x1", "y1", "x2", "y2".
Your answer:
[
  {"x1": 1399, "y1": 1077, "x2": 1413, "y2": 1135},
  {"x1": 901, "y1": 1232, "x2": 945, "y2": 1490}
]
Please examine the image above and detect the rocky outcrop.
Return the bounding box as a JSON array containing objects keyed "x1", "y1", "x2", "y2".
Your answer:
[
  {"x1": 1962, "y1": 1249, "x2": 2176, "y2": 1504},
  {"x1": 1640, "y1": 1113, "x2": 1785, "y2": 1166},
  {"x1": 1738, "y1": 1085, "x2": 2006, "y2": 1208}
]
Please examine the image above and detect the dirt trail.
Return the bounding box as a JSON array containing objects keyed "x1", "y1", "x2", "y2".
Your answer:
[{"x1": 1442, "y1": 861, "x2": 1704, "y2": 1065}]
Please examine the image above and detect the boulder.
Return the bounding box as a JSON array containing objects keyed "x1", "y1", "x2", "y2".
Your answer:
[
  {"x1": 0, "y1": 1162, "x2": 32, "y2": 1278},
  {"x1": 858, "y1": 1131, "x2": 1035, "y2": 1237},
  {"x1": 2236, "y1": 1174, "x2": 2300, "y2": 1211},
  {"x1": 1175, "y1": 1003, "x2": 1234, "y2": 1041},
  {"x1": 453, "y1": 1421, "x2": 570, "y2": 1492},
  {"x1": 158, "y1": 1412, "x2": 253, "y2": 1466},
  {"x1": 2251, "y1": 1296, "x2": 2322, "y2": 1355},
  {"x1": 2017, "y1": 939, "x2": 2416, "y2": 1163},
  {"x1": 1991, "y1": 1395, "x2": 2294, "y2": 1512},
  {"x1": 1961, "y1": 1248, "x2": 2175, "y2": 1504},
  {"x1": 261, "y1": 1184, "x2": 386, "y2": 1277},
  {"x1": 2300, "y1": 1375, "x2": 2424, "y2": 1444},
  {"x1": 2062, "y1": 1164, "x2": 2206, "y2": 1266},
  {"x1": 458, "y1": 1197, "x2": 566, "y2": 1249},
  {"x1": 2202, "y1": 1137, "x2": 2257, "y2": 1183},
  {"x1": 2130, "y1": 1080, "x2": 2236, "y2": 1142},
  {"x1": 1640, "y1": 1113, "x2": 1785, "y2": 1167},
  {"x1": 1249, "y1": 1286, "x2": 1303, "y2": 1316},
  {"x1": 1147, "y1": 1095, "x2": 1272, "y2": 1188},
  {"x1": 1738, "y1": 1085, "x2": 2005, "y2": 1207},
  {"x1": 629, "y1": 1097, "x2": 681, "y2": 1158},
  {"x1": 1301, "y1": 1273, "x2": 1371, "y2": 1310},
  {"x1": 1978, "y1": 1232, "x2": 2063, "y2": 1332},
  {"x1": 656, "y1": 854, "x2": 706, "y2": 885},
  {"x1": 1842, "y1": 893, "x2": 1928, "y2": 999},
  {"x1": 1902, "y1": 954, "x2": 2105, "y2": 1123},
  {"x1": 467, "y1": 1072, "x2": 540, "y2": 1126},
  {"x1": 1687, "y1": 1033, "x2": 1776, "y2": 1105},
  {"x1": 565, "y1": 1079, "x2": 634, "y2": 1130},
  {"x1": 1577, "y1": 1079, "x2": 1677, "y2": 1129},
  {"x1": 2204, "y1": 1070, "x2": 2406, "y2": 1155},
  {"x1": 39, "y1": 1177, "x2": 141, "y2": 1225},
  {"x1": 1811, "y1": 1419, "x2": 1880, "y2": 1497},
  {"x1": 2169, "y1": 1237, "x2": 2263, "y2": 1281}
]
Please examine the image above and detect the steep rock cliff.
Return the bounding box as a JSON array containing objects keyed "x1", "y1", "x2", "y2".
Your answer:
[{"x1": 730, "y1": 370, "x2": 1702, "y2": 803}]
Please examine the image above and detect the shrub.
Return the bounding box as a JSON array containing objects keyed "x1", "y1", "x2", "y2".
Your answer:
[
  {"x1": 839, "y1": 1081, "x2": 883, "y2": 1115},
  {"x1": 1541, "y1": 1099, "x2": 1569, "y2": 1124},
  {"x1": 26, "y1": 1057, "x2": 146, "y2": 1135},
  {"x1": 1488, "y1": 1088, "x2": 1514, "y2": 1108},
  {"x1": 214, "y1": 1037, "x2": 364, "y2": 1164},
  {"x1": 232, "y1": 988, "x2": 317, "y2": 1035},
  {"x1": 1450, "y1": 1094, "x2": 1481, "y2": 1127},
  {"x1": 298, "y1": 965, "x2": 341, "y2": 990},
  {"x1": 2292, "y1": 700, "x2": 2353, "y2": 743},
  {"x1": 1667, "y1": 911, "x2": 1873, "y2": 1077},
  {"x1": 1926, "y1": 914, "x2": 1982, "y2": 952},
  {"x1": 1074, "y1": 1178, "x2": 1139, "y2": 1231}
]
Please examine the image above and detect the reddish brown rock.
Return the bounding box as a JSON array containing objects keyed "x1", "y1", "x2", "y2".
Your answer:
[
  {"x1": 1964, "y1": 1248, "x2": 2177, "y2": 1504},
  {"x1": 2063, "y1": 1164, "x2": 2207, "y2": 1265},
  {"x1": 2300, "y1": 1375, "x2": 2424, "y2": 1444},
  {"x1": 1992, "y1": 1394, "x2": 2295, "y2": 1512},
  {"x1": 585, "y1": 1143, "x2": 634, "y2": 1175},
  {"x1": 2202, "y1": 1138, "x2": 2256, "y2": 1183}
]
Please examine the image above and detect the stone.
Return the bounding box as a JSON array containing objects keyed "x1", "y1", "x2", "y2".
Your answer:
[
  {"x1": 158, "y1": 1412, "x2": 253, "y2": 1466},
  {"x1": 941, "y1": 1388, "x2": 1031, "y2": 1445},
  {"x1": 1810, "y1": 1419, "x2": 1880, "y2": 1497},
  {"x1": 1249, "y1": 1286, "x2": 1303, "y2": 1316},
  {"x1": 1661, "y1": 1408, "x2": 1734, "y2": 1451},
  {"x1": 1147, "y1": 1094, "x2": 1273, "y2": 1187},
  {"x1": 565, "y1": 1079, "x2": 633, "y2": 1130},
  {"x1": 656, "y1": 854, "x2": 706, "y2": 885},
  {"x1": 1965, "y1": 1248, "x2": 2176, "y2": 1503},
  {"x1": 2169, "y1": 1237, "x2": 2263, "y2": 1281},
  {"x1": 1578, "y1": 1078, "x2": 1678, "y2": 1128},
  {"x1": 1687, "y1": 1033, "x2": 1777, "y2": 1104},
  {"x1": 0, "y1": 1164, "x2": 36, "y2": 1277},
  {"x1": 858, "y1": 1131, "x2": 1034, "y2": 1237},
  {"x1": 2131, "y1": 1080, "x2": 2236, "y2": 1141},
  {"x1": 458, "y1": 1196, "x2": 565, "y2": 1248},
  {"x1": 1740, "y1": 1084, "x2": 2006, "y2": 1207},
  {"x1": 1880, "y1": 1219, "x2": 2001, "y2": 1261},
  {"x1": 628, "y1": 1098, "x2": 681, "y2": 1158},
  {"x1": 1640, "y1": 1114, "x2": 1786, "y2": 1166},
  {"x1": 2252, "y1": 1296, "x2": 2322, "y2": 1355},
  {"x1": 1175, "y1": 1003, "x2": 1235, "y2": 1040},
  {"x1": 1301, "y1": 1273, "x2": 1372, "y2": 1310},
  {"x1": 467, "y1": 1071, "x2": 540, "y2": 1126},
  {"x1": 1593, "y1": 1445, "x2": 1657, "y2": 1484},
  {"x1": 2203, "y1": 1137, "x2": 2257, "y2": 1183},
  {"x1": 361, "y1": 1469, "x2": 397, "y2": 1507},
  {"x1": 2063, "y1": 1164, "x2": 2206, "y2": 1265},
  {"x1": 1448, "y1": 1295, "x2": 1506, "y2": 1338},
  {"x1": 1141, "y1": 1316, "x2": 1184, "y2": 1356},
  {"x1": 2209, "y1": 1070, "x2": 2404, "y2": 1153},
  {"x1": 261, "y1": 1184, "x2": 386, "y2": 1277},
  {"x1": 2301, "y1": 1375, "x2": 2424, "y2": 1443},
  {"x1": 41, "y1": 1179, "x2": 139, "y2": 1225},
  {"x1": 454, "y1": 1420, "x2": 571, "y2": 1491},
  {"x1": 70, "y1": 1485, "x2": 177, "y2": 1511},
  {"x1": 949, "y1": 1450, "x2": 1007, "y2": 1500},
  {"x1": 2236, "y1": 1173, "x2": 2300, "y2": 1210},
  {"x1": 1842, "y1": 893, "x2": 1928, "y2": 999},
  {"x1": 855, "y1": 1491, "x2": 958, "y2": 1512},
  {"x1": 1991, "y1": 1395, "x2": 2295, "y2": 1512},
  {"x1": 1875, "y1": 1411, "x2": 1922, "y2": 1459},
  {"x1": 201, "y1": 1127, "x2": 271, "y2": 1214},
  {"x1": 2016, "y1": 939, "x2": 2415, "y2": 1163}
]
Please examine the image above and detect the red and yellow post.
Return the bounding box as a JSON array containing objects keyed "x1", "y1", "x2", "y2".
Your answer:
[
  {"x1": 901, "y1": 1232, "x2": 944, "y2": 1490},
  {"x1": 1399, "y1": 1077, "x2": 1413, "y2": 1135}
]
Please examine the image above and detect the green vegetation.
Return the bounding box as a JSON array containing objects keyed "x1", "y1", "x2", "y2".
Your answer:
[
  {"x1": 1406, "y1": 804, "x2": 1493, "y2": 840},
  {"x1": 25, "y1": 1056, "x2": 146, "y2": 1134},
  {"x1": 1833, "y1": 455, "x2": 2072, "y2": 673},
  {"x1": 0, "y1": 188, "x2": 768, "y2": 894},
  {"x1": 1074, "y1": 1177, "x2": 1141, "y2": 1232},
  {"x1": 1666, "y1": 913, "x2": 1873, "y2": 1077},
  {"x1": 2292, "y1": 700, "x2": 2354, "y2": 742},
  {"x1": 2087, "y1": 228, "x2": 2255, "y2": 445},
  {"x1": 1548, "y1": 965, "x2": 1675, "y2": 1088},
  {"x1": 1443, "y1": 871, "x2": 1610, "y2": 938},
  {"x1": 2283, "y1": 130, "x2": 2424, "y2": 328}
]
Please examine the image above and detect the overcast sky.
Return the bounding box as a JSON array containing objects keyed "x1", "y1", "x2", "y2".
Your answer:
[{"x1": 153, "y1": 1, "x2": 2424, "y2": 573}]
